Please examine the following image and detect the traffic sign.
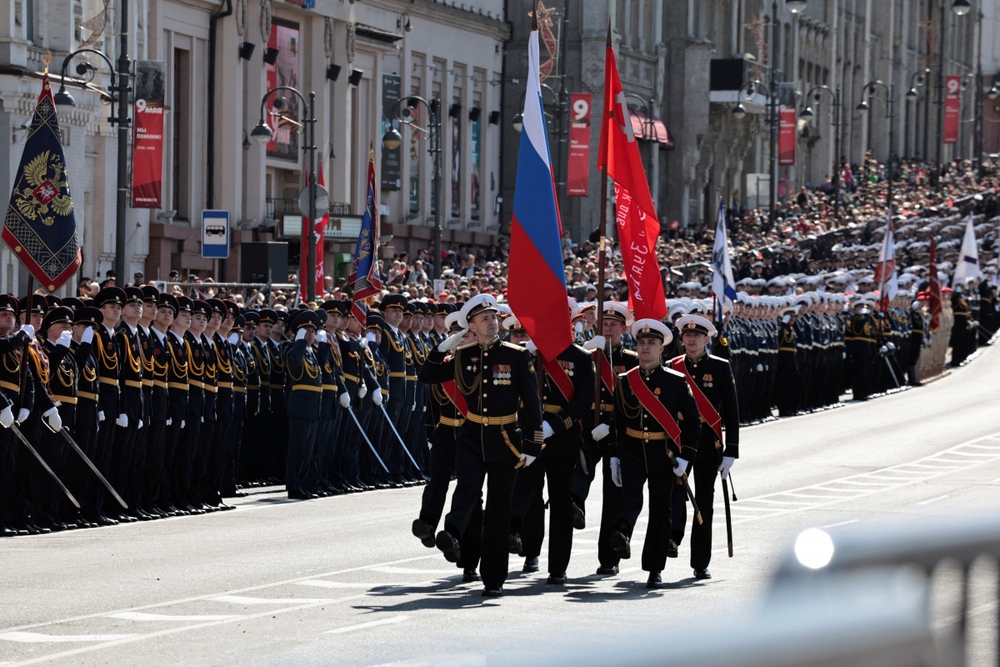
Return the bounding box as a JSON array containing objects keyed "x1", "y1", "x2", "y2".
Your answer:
[
  {"x1": 202, "y1": 210, "x2": 230, "y2": 259},
  {"x1": 298, "y1": 185, "x2": 330, "y2": 217}
]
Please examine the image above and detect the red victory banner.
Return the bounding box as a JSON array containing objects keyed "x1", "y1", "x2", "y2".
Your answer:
[
  {"x1": 131, "y1": 60, "x2": 166, "y2": 208},
  {"x1": 567, "y1": 93, "x2": 592, "y2": 197},
  {"x1": 778, "y1": 105, "x2": 796, "y2": 166},
  {"x1": 944, "y1": 75, "x2": 961, "y2": 145}
]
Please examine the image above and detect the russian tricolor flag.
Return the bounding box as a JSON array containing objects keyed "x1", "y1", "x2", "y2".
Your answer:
[{"x1": 507, "y1": 23, "x2": 572, "y2": 362}]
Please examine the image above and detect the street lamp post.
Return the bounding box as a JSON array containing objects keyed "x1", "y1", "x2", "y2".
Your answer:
[
  {"x1": 904, "y1": 69, "x2": 929, "y2": 157},
  {"x1": 382, "y1": 96, "x2": 442, "y2": 280},
  {"x1": 732, "y1": 0, "x2": 806, "y2": 229},
  {"x1": 250, "y1": 87, "x2": 318, "y2": 302},
  {"x1": 936, "y1": 0, "x2": 972, "y2": 173},
  {"x1": 54, "y1": 0, "x2": 132, "y2": 284},
  {"x1": 623, "y1": 92, "x2": 656, "y2": 176},
  {"x1": 799, "y1": 85, "x2": 842, "y2": 214},
  {"x1": 858, "y1": 80, "x2": 895, "y2": 221}
]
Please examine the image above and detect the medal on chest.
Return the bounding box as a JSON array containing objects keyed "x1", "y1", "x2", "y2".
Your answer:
[
  {"x1": 492, "y1": 364, "x2": 511, "y2": 385},
  {"x1": 467, "y1": 355, "x2": 480, "y2": 373},
  {"x1": 702, "y1": 373, "x2": 714, "y2": 388}
]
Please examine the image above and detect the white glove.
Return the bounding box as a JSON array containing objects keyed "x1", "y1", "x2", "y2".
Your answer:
[
  {"x1": 56, "y1": 331, "x2": 72, "y2": 348},
  {"x1": 583, "y1": 335, "x2": 607, "y2": 350},
  {"x1": 116, "y1": 414, "x2": 128, "y2": 428},
  {"x1": 0, "y1": 405, "x2": 13, "y2": 428},
  {"x1": 673, "y1": 456, "x2": 689, "y2": 477},
  {"x1": 610, "y1": 456, "x2": 623, "y2": 488},
  {"x1": 138, "y1": 419, "x2": 144, "y2": 429},
  {"x1": 365, "y1": 332, "x2": 377, "y2": 343},
  {"x1": 438, "y1": 330, "x2": 467, "y2": 352},
  {"x1": 201, "y1": 416, "x2": 205, "y2": 423},
  {"x1": 295, "y1": 328, "x2": 308, "y2": 341},
  {"x1": 166, "y1": 418, "x2": 172, "y2": 426},
  {"x1": 541, "y1": 421, "x2": 554, "y2": 440},
  {"x1": 16, "y1": 408, "x2": 29, "y2": 424},
  {"x1": 886, "y1": 342, "x2": 896, "y2": 351},
  {"x1": 181, "y1": 420, "x2": 186, "y2": 429},
  {"x1": 20, "y1": 324, "x2": 34, "y2": 339},
  {"x1": 372, "y1": 390, "x2": 384, "y2": 406},
  {"x1": 227, "y1": 332, "x2": 239, "y2": 345},
  {"x1": 357, "y1": 383, "x2": 368, "y2": 399},
  {"x1": 719, "y1": 456, "x2": 735, "y2": 480},
  {"x1": 98, "y1": 410, "x2": 105, "y2": 422},
  {"x1": 42, "y1": 406, "x2": 62, "y2": 432},
  {"x1": 519, "y1": 453, "x2": 537, "y2": 467},
  {"x1": 591, "y1": 423, "x2": 611, "y2": 441},
  {"x1": 81, "y1": 326, "x2": 95, "y2": 345},
  {"x1": 525, "y1": 340, "x2": 538, "y2": 354},
  {"x1": 316, "y1": 330, "x2": 328, "y2": 344},
  {"x1": 339, "y1": 392, "x2": 350, "y2": 408}
]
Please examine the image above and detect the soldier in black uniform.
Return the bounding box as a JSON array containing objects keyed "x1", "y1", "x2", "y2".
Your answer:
[
  {"x1": 0, "y1": 296, "x2": 29, "y2": 536},
  {"x1": 284, "y1": 310, "x2": 323, "y2": 499},
  {"x1": 93, "y1": 287, "x2": 127, "y2": 525},
  {"x1": 610, "y1": 319, "x2": 701, "y2": 589},
  {"x1": 907, "y1": 299, "x2": 926, "y2": 386},
  {"x1": 313, "y1": 306, "x2": 347, "y2": 496},
  {"x1": 951, "y1": 282, "x2": 973, "y2": 366},
  {"x1": 203, "y1": 299, "x2": 233, "y2": 509},
  {"x1": 163, "y1": 295, "x2": 193, "y2": 515},
  {"x1": 576, "y1": 301, "x2": 638, "y2": 575},
  {"x1": 35, "y1": 307, "x2": 75, "y2": 530},
  {"x1": 248, "y1": 310, "x2": 275, "y2": 485},
  {"x1": 509, "y1": 312, "x2": 595, "y2": 585},
  {"x1": 775, "y1": 306, "x2": 799, "y2": 416},
  {"x1": 142, "y1": 288, "x2": 172, "y2": 517},
  {"x1": 669, "y1": 315, "x2": 740, "y2": 580},
  {"x1": 114, "y1": 287, "x2": 147, "y2": 521},
  {"x1": 181, "y1": 300, "x2": 209, "y2": 512},
  {"x1": 236, "y1": 310, "x2": 261, "y2": 490},
  {"x1": 419, "y1": 294, "x2": 543, "y2": 598},
  {"x1": 377, "y1": 294, "x2": 415, "y2": 484},
  {"x1": 845, "y1": 298, "x2": 878, "y2": 400},
  {"x1": 268, "y1": 310, "x2": 290, "y2": 482},
  {"x1": 222, "y1": 309, "x2": 250, "y2": 498}
]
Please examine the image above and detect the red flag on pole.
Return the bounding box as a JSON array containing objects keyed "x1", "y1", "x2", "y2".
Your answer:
[
  {"x1": 598, "y1": 41, "x2": 666, "y2": 321},
  {"x1": 928, "y1": 237, "x2": 942, "y2": 332},
  {"x1": 299, "y1": 164, "x2": 329, "y2": 301}
]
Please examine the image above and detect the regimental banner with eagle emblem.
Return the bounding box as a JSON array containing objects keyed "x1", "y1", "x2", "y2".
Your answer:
[
  {"x1": 3, "y1": 73, "x2": 81, "y2": 292},
  {"x1": 348, "y1": 149, "x2": 383, "y2": 325}
]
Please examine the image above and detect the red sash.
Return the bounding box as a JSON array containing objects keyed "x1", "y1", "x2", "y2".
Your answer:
[
  {"x1": 670, "y1": 357, "x2": 723, "y2": 444},
  {"x1": 625, "y1": 367, "x2": 684, "y2": 450},
  {"x1": 593, "y1": 349, "x2": 616, "y2": 395},
  {"x1": 442, "y1": 381, "x2": 468, "y2": 417},
  {"x1": 542, "y1": 355, "x2": 575, "y2": 402}
]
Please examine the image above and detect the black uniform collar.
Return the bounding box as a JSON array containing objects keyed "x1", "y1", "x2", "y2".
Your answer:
[{"x1": 478, "y1": 335, "x2": 500, "y2": 350}]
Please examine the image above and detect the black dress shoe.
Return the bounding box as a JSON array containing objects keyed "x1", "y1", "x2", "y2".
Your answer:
[
  {"x1": 96, "y1": 515, "x2": 119, "y2": 526},
  {"x1": 571, "y1": 500, "x2": 586, "y2": 530},
  {"x1": 646, "y1": 571, "x2": 663, "y2": 589},
  {"x1": 412, "y1": 519, "x2": 436, "y2": 548},
  {"x1": 546, "y1": 573, "x2": 567, "y2": 585},
  {"x1": 522, "y1": 557, "x2": 539, "y2": 573},
  {"x1": 287, "y1": 490, "x2": 314, "y2": 500},
  {"x1": 666, "y1": 539, "x2": 678, "y2": 558},
  {"x1": 481, "y1": 587, "x2": 503, "y2": 598},
  {"x1": 0, "y1": 526, "x2": 16, "y2": 537},
  {"x1": 610, "y1": 531, "x2": 631, "y2": 559},
  {"x1": 508, "y1": 533, "x2": 523, "y2": 555},
  {"x1": 435, "y1": 530, "x2": 461, "y2": 563},
  {"x1": 693, "y1": 568, "x2": 712, "y2": 580},
  {"x1": 462, "y1": 569, "x2": 480, "y2": 583},
  {"x1": 596, "y1": 565, "x2": 619, "y2": 576}
]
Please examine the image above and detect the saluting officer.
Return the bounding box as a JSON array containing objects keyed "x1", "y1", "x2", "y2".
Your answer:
[
  {"x1": 284, "y1": 310, "x2": 323, "y2": 499},
  {"x1": 419, "y1": 294, "x2": 543, "y2": 598},
  {"x1": 669, "y1": 314, "x2": 740, "y2": 581},
  {"x1": 576, "y1": 301, "x2": 638, "y2": 576},
  {"x1": 611, "y1": 319, "x2": 701, "y2": 589}
]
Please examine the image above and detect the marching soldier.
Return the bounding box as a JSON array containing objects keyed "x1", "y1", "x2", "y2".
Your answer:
[
  {"x1": 419, "y1": 294, "x2": 543, "y2": 598},
  {"x1": 411, "y1": 312, "x2": 482, "y2": 581},
  {"x1": 575, "y1": 301, "x2": 638, "y2": 576},
  {"x1": 669, "y1": 314, "x2": 740, "y2": 580},
  {"x1": 509, "y1": 305, "x2": 595, "y2": 585},
  {"x1": 610, "y1": 319, "x2": 701, "y2": 589}
]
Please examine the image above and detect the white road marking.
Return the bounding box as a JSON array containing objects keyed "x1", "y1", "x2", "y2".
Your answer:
[
  {"x1": 0, "y1": 632, "x2": 136, "y2": 644},
  {"x1": 105, "y1": 612, "x2": 241, "y2": 622},
  {"x1": 297, "y1": 580, "x2": 412, "y2": 589},
  {"x1": 208, "y1": 596, "x2": 337, "y2": 605},
  {"x1": 324, "y1": 615, "x2": 408, "y2": 635},
  {"x1": 819, "y1": 519, "x2": 860, "y2": 529},
  {"x1": 916, "y1": 494, "x2": 950, "y2": 506},
  {"x1": 368, "y1": 566, "x2": 463, "y2": 575}
]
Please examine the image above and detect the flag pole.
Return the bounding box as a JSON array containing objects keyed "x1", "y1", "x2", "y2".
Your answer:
[{"x1": 593, "y1": 22, "x2": 613, "y2": 429}]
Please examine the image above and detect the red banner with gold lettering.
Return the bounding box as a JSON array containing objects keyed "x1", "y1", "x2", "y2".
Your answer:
[
  {"x1": 944, "y1": 76, "x2": 961, "y2": 145},
  {"x1": 778, "y1": 106, "x2": 796, "y2": 166}
]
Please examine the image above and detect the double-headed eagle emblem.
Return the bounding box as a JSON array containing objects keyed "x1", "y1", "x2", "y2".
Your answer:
[{"x1": 14, "y1": 150, "x2": 73, "y2": 226}]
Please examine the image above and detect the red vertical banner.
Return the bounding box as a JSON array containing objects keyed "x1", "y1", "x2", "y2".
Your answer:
[
  {"x1": 944, "y1": 75, "x2": 961, "y2": 144},
  {"x1": 299, "y1": 165, "x2": 329, "y2": 301},
  {"x1": 567, "y1": 92, "x2": 592, "y2": 196},
  {"x1": 778, "y1": 105, "x2": 796, "y2": 166},
  {"x1": 131, "y1": 60, "x2": 166, "y2": 208}
]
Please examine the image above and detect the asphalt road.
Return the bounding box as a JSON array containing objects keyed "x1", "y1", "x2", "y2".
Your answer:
[{"x1": 2, "y1": 344, "x2": 1000, "y2": 667}]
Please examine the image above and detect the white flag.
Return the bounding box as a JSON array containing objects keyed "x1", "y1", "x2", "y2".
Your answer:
[
  {"x1": 952, "y1": 213, "x2": 982, "y2": 286},
  {"x1": 874, "y1": 218, "x2": 897, "y2": 308},
  {"x1": 711, "y1": 199, "x2": 736, "y2": 324}
]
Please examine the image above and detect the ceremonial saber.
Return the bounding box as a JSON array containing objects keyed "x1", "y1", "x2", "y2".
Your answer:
[
  {"x1": 722, "y1": 476, "x2": 734, "y2": 558},
  {"x1": 11, "y1": 423, "x2": 79, "y2": 509},
  {"x1": 884, "y1": 356, "x2": 901, "y2": 388},
  {"x1": 59, "y1": 428, "x2": 128, "y2": 509},
  {"x1": 378, "y1": 403, "x2": 421, "y2": 470},
  {"x1": 668, "y1": 450, "x2": 702, "y2": 525},
  {"x1": 345, "y1": 405, "x2": 389, "y2": 473}
]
